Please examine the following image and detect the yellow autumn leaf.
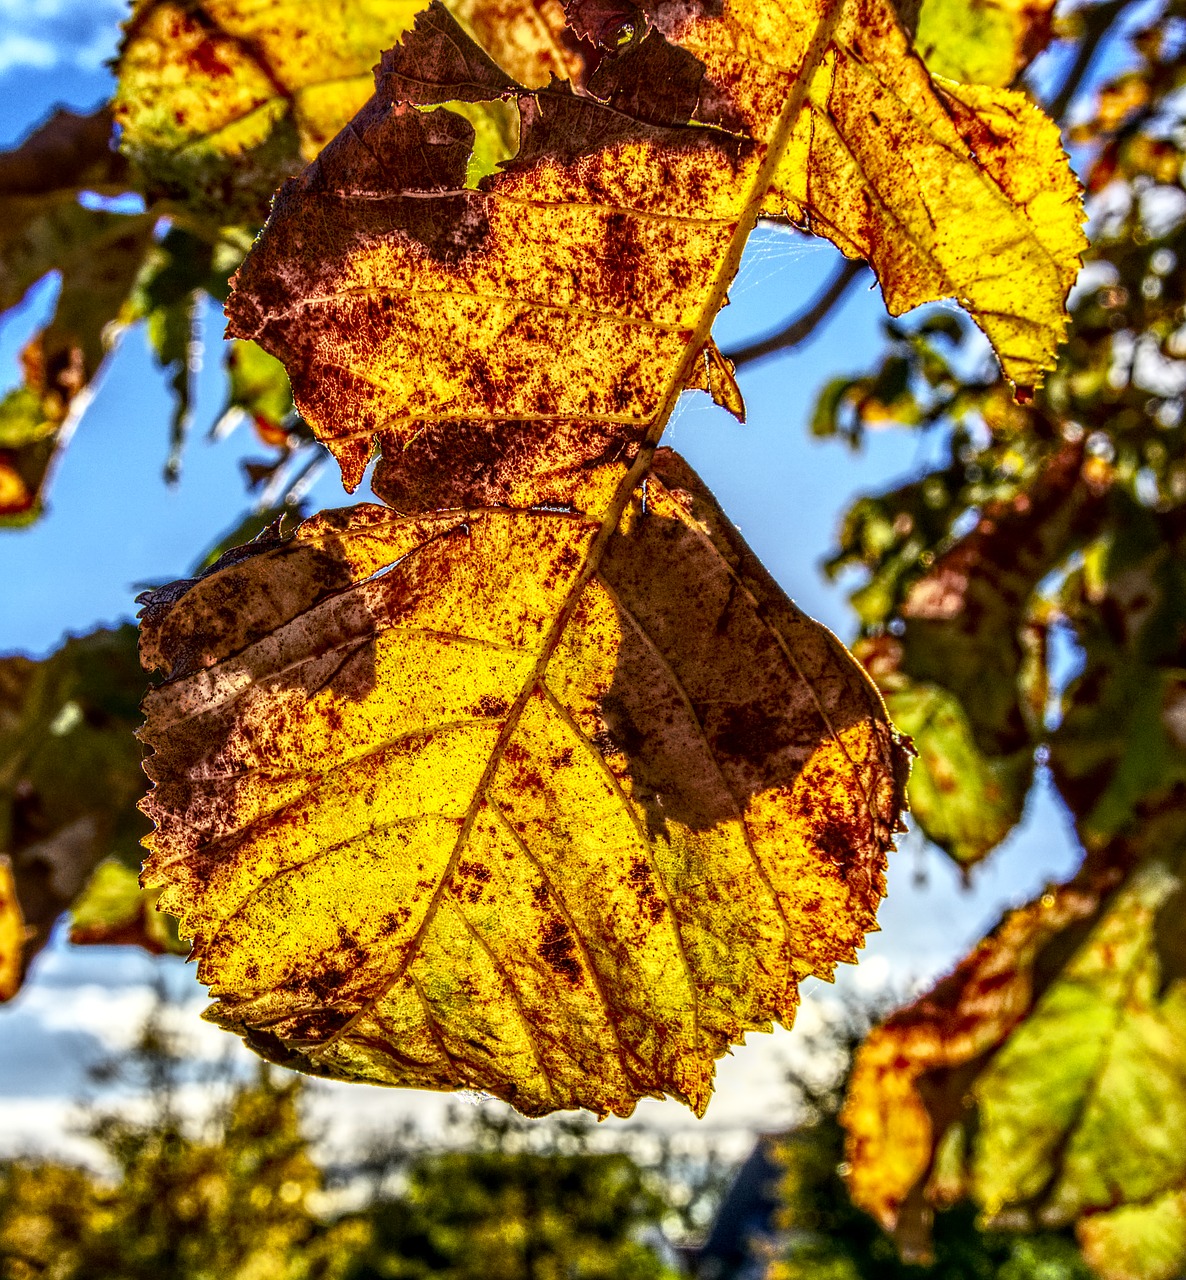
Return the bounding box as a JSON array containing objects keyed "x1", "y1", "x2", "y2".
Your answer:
[
  {"x1": 0, "y1": 858, "x2": 23, "y2": 1002},
  {"x1": 140, "y1": 451, "x2": 907, "y2": 1116},
  {"x1": 763, "y1": 0, "x2": 1085, "y2": 391},
  {"x1": 114, "y1": 0, "x2": 577, "y2": 217}
]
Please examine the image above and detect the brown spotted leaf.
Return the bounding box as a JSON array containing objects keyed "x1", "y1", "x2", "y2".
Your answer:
[
  {"x1": 761, "y1": 0, "x2": 1085, "y2": 391},
  {"x1": 225, "y1": 0, "x2": 784, "y2": 492},
  {"x1": 139, "y1": 450, "x2": 907, "y2": 1116},
  {"x1": 843, "y1": 810, "x2": 1186, "y2": 1280},
  {"x1": 114, "y1": 0, "x2": 577, "y2": 219}
]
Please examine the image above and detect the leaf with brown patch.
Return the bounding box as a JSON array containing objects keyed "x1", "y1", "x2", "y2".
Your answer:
[
  {"x1": 139, "y1": 450, "x2": 907, "y2": 1116},
  {"x1": 114, "y1": 0, "x2": 578, "y2": 219},
  {"x1": 843, "y1": 810, "x2": 1186, "y2": 1280}
]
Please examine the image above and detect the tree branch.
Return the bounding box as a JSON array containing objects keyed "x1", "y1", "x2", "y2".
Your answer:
[
  {"x1": 723, "y1": 257, "x2": 869, "y2": 370},
  {"x1": 1045, "y1": 0, "x2": 1137, "y2": 125}
]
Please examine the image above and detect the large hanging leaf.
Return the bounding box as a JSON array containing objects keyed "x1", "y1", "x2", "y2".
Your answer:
[
  {"x1": 114, "y1": 0, "x2": 576, "y2": 219},
  {"x1": 842, "y1": 813, "x2": 1186, "y2": 1280},
  {"x1": 762, "y1": 0, "x2": 1085, "y2": 392},
  {"x1": 140, "y1": 452, "x2": 907, "y2": 1115},
  {"x1": 0, "y1": 628, "x2": 152, "y2": 997},
  {"x1": 223, "y1": 0, "x2": 770, "y2": 490}
]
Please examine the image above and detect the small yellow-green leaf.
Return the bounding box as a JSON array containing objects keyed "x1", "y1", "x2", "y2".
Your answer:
[
  {"x1": 859, "y1": 648, "x2": 1031, "y2": 868},
  {"x1": 219, "y1": 340, "x2": 295, "y2": 440},
  {"x1": 69, "y1": 858, "x2": 187, "y2": 955}
]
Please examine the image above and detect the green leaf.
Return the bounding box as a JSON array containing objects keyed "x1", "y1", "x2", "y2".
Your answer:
[
  {"x1": 860, "y1": 644, "x2": 1031, "y2": 868},
  {"x1": 69, "y1": 858, "x2": 187, "y2": 955},
  {"x1": 0, "y1": 627, "x2": 150, "y2": 996}
]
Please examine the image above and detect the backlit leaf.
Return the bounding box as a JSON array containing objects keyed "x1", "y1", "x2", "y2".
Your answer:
[
  {"x1": 762, "y1": 0, "x2": 1085, "y2": 391},
  {"x1": 114, "y1": 0, "x2": 575, "y2": 218},
  {"x1": 224, "y1": 0, "x2": 780, "y2": 490},
  {"x1": 0, "y1": 627, "x2": 151, "y2": 995},
  {"x1": 843, "y1": 818, "x2": 1186, "y2": 1280},
  {"x1": 69, "y1": 858, "x2": 186, "y2": 955},
  {"x1": 913, "y1": 0, "x2": 1055, "y2": 88},
  {"x1": 841, "y1": 870, "x2": 1112, "y2": 1257},
  {"x1": 139, "y1": 450, "x2": 908, "y2": 1116},
  {"x1": 856, "y1": 638, "x2": 1029, "y2": 869},
  {"x1": 219, "y1": 340, "x2": 295, "y2": 442},
  {"x1": 0, "y1": 858, "x2": 23, "y2": 1002}
]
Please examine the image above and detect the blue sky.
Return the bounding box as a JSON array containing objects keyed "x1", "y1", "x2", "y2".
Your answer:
[{"x1": 0, "y1": 3, "x2": 1086, "y2": 1155}]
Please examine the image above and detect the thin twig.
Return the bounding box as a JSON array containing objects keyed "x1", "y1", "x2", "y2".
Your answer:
[
  {"x1": 723, "y1": 257, "x2": 869, "y2": 370},
  {"x1": 1045, "y1": 0, "x2": 1137, "y2": 124}
]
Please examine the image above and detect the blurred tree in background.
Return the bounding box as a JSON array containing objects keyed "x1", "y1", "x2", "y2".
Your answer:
[
  {"x1": 0, "y1": 1004, "x2": 696, "y2": 1280},
  {"x1": 0, "y1": 1005, "x2": 363, "y2": 1280}
]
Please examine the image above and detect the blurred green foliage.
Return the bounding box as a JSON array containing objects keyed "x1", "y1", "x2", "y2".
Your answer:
[{"x1": 0, "y1": 1005, "x2": 691, "y2": 1280}]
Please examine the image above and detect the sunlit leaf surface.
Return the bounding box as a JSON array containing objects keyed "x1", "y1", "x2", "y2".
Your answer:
[
  {"x1": 140, "y1": 452, "x2": 906, "y2": 1115},
  {"x1": 842, "y1": 872, "x2": 1110, "y2": 1254},
  {"x1": 844, "y1": 826, "x2": 1186, "y2": 1280},
  {"x1": 763, "y1": 0, "x2": 1084, "y2": 391},
  {"x1": 114, "y1": 0, "x2": 576, "y2": 218},
  {"x1": 857, "y1": 640, "x2": 1030, "y2": 868}
]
